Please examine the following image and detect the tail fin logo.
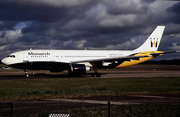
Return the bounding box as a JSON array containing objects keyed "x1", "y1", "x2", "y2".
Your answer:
[
  {"x1": 150, "y1": 38, "x2": 158, "y2": 47},
  {"x1": 134, "y1": 26, "x2": 165, "y2": 52}
]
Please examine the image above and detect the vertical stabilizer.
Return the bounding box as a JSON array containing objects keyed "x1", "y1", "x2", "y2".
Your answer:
[{"x1": 134, "y1": 26, "x2": 165, "y2": 52}]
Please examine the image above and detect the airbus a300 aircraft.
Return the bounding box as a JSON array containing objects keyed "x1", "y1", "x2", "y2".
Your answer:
[{"x1": 1, "y1": 26, "x2": 176, "y2": 77}]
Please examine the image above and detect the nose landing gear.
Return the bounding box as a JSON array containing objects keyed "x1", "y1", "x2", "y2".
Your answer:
[{"x1": 24, "y1": 69, "x2": 29, "y2": 78}]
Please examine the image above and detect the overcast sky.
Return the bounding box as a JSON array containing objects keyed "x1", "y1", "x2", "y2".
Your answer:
[{"x1": 0, "y1": 0, "x2": 180, "y2": 60}]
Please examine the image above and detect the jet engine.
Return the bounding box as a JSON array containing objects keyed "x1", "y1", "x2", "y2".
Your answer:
[{"x1": 68, "y1": 64, "x2": 91, "y2": 74}]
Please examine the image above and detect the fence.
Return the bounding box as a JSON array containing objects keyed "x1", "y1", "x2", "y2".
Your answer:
[{"x1": 0, "y1": 101, "x2": 180, "y2": 117}]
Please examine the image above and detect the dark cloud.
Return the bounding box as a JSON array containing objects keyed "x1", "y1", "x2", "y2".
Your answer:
[
  {"x1": 166, "y1": 2, "x2": 180, "y2": 24},
  {"x1": 0, "y1": 2, "x2": 70, "y2": 22},
  {"x1": 0, "y1": 0, "x2": 96, "y2": 22},
  {"x1": 167, "y1": 2, "x2": 180, "y2": 14},
  {"x1": 0, "y1": 0, "x2": 180, "y2": 60},
  {"x1": 0, "y1": 21, "x2": 17, "y2": 30},
  {"x1": 142, "y1": 0, "x2": 156, "y2": 3},
  {"x1": 107, "y1": 0, "x2": 148, "y2": 15}
]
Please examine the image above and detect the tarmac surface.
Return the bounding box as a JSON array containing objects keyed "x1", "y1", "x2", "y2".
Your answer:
[
  {"x1": 1, "y1": 64, "x2": 180, "y2": 80},
  {"x1": 0, "y1": 70, "x2": 180, "y2": 80},
  {"x1": 46, "y1": 94, "x2": 180, "y2": 105}
]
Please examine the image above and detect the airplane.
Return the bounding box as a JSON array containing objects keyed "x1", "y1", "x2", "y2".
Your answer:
[{"x1": 1, "y1": 26, "x2": 177, "y2": 77}]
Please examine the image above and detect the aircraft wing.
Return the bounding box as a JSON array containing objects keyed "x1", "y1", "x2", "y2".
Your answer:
[{"x1": 71, "y1": 55, "x2": 149, "y2": 64}]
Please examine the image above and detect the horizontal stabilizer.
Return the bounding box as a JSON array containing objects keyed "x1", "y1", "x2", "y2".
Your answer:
[{"x1": 150, "y1": 51, "x2": 177, "y2": 57}]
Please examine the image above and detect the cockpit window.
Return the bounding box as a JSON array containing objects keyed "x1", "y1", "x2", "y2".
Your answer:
[{"x1": 7, "y1": 55, "x2": 15, "y2": 58}]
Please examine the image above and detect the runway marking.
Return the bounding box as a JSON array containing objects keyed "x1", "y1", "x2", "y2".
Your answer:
[
  {"x1": 130, "y1": 95, "x2": 166, "y2": 99},
  {"x1": 45, "y1": 99, "x2": 140, "y2": 105}
]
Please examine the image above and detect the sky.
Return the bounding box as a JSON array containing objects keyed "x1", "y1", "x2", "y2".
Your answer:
[{"x1": 0, "y1": 0, "x2": 180, "y2": 60}]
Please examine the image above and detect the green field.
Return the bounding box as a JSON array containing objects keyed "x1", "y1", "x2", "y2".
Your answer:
[{"x1": 0, "y1": 77, "x2": 180, "y2": 101}]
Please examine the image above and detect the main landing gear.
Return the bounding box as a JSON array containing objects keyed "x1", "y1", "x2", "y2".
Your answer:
[
  {"x1": 24, "y1": 69, "x2": 29, "y2": 78},
  {"x1": 91, "y1": 66, "x2": 101, "y2": 77}
]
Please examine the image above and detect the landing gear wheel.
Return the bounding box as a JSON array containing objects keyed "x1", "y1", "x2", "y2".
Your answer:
[
  {"x1": 26, "y1": 74, "x2": 29, "y2": 78},
  {"x1": 97, "y1": 73, "x2": 101, "y2": 77},
  {"x1": 92, "y1": 66, "x2": 101, "y2": 77},
  {"x1": 91, "y1": 73, "x2": 101, "y2": 77}
]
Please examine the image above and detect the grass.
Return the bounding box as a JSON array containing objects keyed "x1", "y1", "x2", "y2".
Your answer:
[{"x1": 0, "y1": 77, "x2": 180, "y2": 101}]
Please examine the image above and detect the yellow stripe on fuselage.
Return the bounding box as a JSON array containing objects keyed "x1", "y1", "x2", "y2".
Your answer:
[{"x1": 115, "y1": 51, "x2": 163, "y2": 68}]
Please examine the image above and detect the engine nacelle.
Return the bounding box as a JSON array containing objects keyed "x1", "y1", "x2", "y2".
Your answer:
[{"x1": 68, "y1": 64, "x2": 91, "y2": 74}]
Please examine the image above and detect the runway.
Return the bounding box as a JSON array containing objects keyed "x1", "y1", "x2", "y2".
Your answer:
[
  {"x1": 1, "y1": 64, "x2": 180, "y2": 80},
  {"x1": 46, "y1": 94, "x2": 180, "y2": 105},
  {"x1": 0, "y1": 70, "x2": 180, "y2": 80}
]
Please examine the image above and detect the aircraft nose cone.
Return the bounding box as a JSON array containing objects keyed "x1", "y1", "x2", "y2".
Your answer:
[{"x1": 1, "y1": 58, "x2": 8, "y2": 65}]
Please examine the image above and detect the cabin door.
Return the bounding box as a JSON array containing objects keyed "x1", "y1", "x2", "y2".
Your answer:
[{"x1": 23, "y1": 53, "x2": 29, "y2": 62}]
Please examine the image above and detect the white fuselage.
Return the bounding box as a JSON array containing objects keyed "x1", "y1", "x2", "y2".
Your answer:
[{"x1": 2, "y1": 50, "x2": 135, "y2": 66}]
